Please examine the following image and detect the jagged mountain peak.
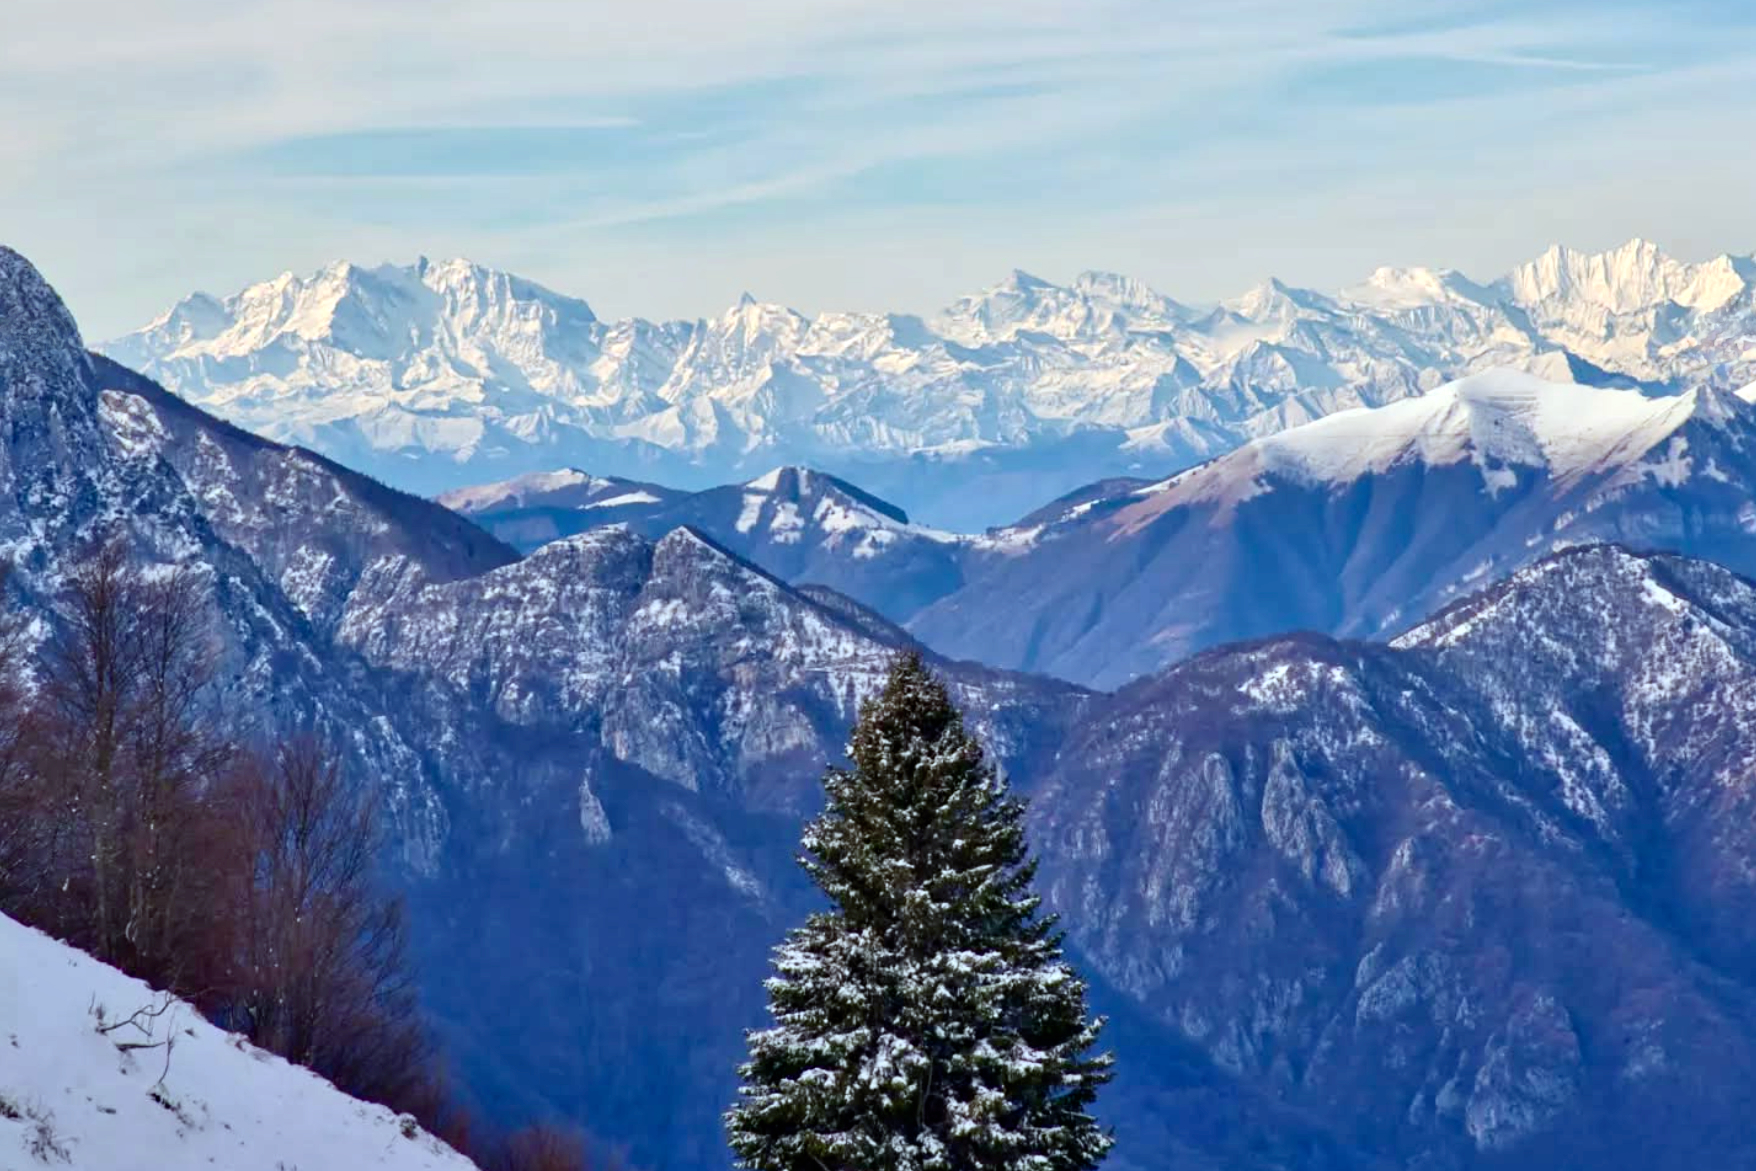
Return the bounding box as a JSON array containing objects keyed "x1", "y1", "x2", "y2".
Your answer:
[
  {"x1": 137, "y1": 255, "x2": 599, "y2": 358},
  {"x1": 654, "y1": 521, "x2": 722, "y2": 558},
  {"x1": 1071, "y1": 269, "x2": 1189, "y2": 323},
  {"x1": 0, "y1": 244, "x2": 90, "y2": 379},
  {"x1": 715, "y1": 292, "x2": 808, "y2": 333},
  {"x1": 158, "y1": 296, "x2": 231, "y2": 352},
  {"x1": 1221, "y1": 275, "x2": 1332, "y2": 320},
  {"x1": 104, "y1": 236, "x2": 1756, "y2": 529},
  {"x1": 998, "y1": 267, "x2": 1055, "y2": 292},
  {"x1": 740, "y1": 465, "x2": 911, "y2": 526},
  {"x1": 1393, "y1": 541, "x2": 1743, "y2": 654},
  {"x1": 1503, "y1": 236, "x2": 1751, "y2": 313}
]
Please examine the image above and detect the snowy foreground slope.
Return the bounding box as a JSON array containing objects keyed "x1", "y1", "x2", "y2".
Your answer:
[{"x1": 0, "y1": 913, "x2": 476, "y2": 1171}]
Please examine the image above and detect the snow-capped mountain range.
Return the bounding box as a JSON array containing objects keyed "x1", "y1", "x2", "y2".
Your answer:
[{"x1": 104, "y1": 238, "x2": 1756, "y2": 529}]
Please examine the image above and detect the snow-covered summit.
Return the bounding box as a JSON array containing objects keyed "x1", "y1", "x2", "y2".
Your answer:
[
  {"x1": 0, "y1": 912, "x2": 476, "y2": 1170},
  {"x1": 910, "y1": 366, "x2": 1756, "y2": 687},
  {"x1": 1129, "y1": 368, "x2": 1727, "y2": 515},
  {"x1": 435, "y1": 466, "x2": 676, "y2": 515}
]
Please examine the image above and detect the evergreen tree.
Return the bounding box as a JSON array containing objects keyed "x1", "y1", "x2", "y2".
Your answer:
[{"x1": 728, "y1": 652, "x2": 1113, "y2": 1171}]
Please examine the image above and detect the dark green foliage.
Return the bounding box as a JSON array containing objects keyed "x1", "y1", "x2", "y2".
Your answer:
[{"x1": 728, "y1": 652, "x2": 1113, "y2": 1171}]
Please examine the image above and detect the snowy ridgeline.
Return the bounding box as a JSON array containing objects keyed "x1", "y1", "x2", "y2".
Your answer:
[
  {"x1": 102, "y1": 237, "x2": 1756, "y2": 528},
  {"x1": 0, "y1": 913, "x2": 476, "y2": 1171}
]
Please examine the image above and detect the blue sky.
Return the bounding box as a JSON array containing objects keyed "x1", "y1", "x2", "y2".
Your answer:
[{"x1": 6, "y1": 0, "x2": 1756, "y2": 337}]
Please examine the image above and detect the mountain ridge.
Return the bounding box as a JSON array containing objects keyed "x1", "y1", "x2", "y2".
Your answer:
[
  {"x1": 1032, "y1": 542, "x2": 1756, "y2": 1168},
  {"x1": 104, "y1": 237, "x2": 1756, "y2": 528},
  {"x1": 907, "y1": 367, "x2": 1756, "y2": 686}
]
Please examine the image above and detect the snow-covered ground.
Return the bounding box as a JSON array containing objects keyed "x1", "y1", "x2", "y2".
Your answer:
[{"x1": 0, "y1": 913, "x2": 477, "y2": 1170}]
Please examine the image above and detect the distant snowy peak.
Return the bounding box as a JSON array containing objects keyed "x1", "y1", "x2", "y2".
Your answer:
[
  {"x1": 718, "y1": 465, "x2": 953, "y2": 565},
  {"x1": 1127, "y1": 369, "x2": 1739, "y2": 517},
  {"x1": 936, "y1": 268, "x2": 1188, "y2": 341},
  {"x1": 1339, "y1": 265, "x2": 1493, "y2": 310},
  {"x1": 1221, "y1": 277, "x2": 1337, "y2": 322},
  {"x1": 739, "y1": 465, "x2": 911, "y2": 528},
  {"x1": 1502, "y1": 238, "x2": 1754, "y2": 314},
  {"x1": 109, "y1": 256, "x2": 597, "y2": 369}
]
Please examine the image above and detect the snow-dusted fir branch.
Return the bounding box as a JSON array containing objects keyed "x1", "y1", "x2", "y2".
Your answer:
[{"x1": 727, "y1": 651, "x2": 1113, "y2": 1171}]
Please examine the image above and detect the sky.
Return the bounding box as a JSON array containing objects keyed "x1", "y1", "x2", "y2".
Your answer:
[{"x1": 7, "y1": 0, "x2": 1756, "y2": 338}]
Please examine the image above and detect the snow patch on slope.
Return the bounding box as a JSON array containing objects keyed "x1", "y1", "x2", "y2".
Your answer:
[
  {"x1": 0, "y1": 912, "x2": 476, "y2": 1171},
  {"x1": 1118, "y1": 370, "x2": 1711, "y2": 525}
]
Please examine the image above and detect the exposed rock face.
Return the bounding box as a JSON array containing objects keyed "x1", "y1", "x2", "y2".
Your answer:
[
  {"x1": 339, "y1": 521, "x2": 1080, "y2": 807},
  {"x1": 93, "y1": 356, "x2": 517, "y2": 632},
  {"x1": 1030, "y1": 546, "x2": 1756, "y2": 1168}
]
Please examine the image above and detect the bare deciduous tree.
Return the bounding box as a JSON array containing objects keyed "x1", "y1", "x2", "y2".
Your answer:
[
  {"x1": 222, "y1": 736, "x2": 430, "y2": 1107},
  {"x1": 0, "y1": 542, "x2": 615, "y2": 1166}
]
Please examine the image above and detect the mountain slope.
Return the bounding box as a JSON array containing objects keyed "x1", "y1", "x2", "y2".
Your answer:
[
  {"x1": 1030, "y1": 545, "x2": 1756, "y2": 1169},
  {"x1": 0, "y1": 246, "x2": 529, "y2": 863},
  {"x1": 27, "y1": 240, "x2": 1756, "y2": 1170},
  {"x1": 910, "y1": 368, "x2": 1756, "y2": 687},
  {"x1": 3, "y1": 244, "x2": 1099, "y2": 1171},
  {"x1": 94, "y1": 354, "x2": 517, "y2": 634},
  {"x1": 105, "y1": 239, "x2": 1756, "y2": 528},
  {"x1": 0, "y1": 911, "x2": 476, "y2": 1171},
  {"x1": 444, "y1": 465, "x2": 970, "y2": 623}
]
